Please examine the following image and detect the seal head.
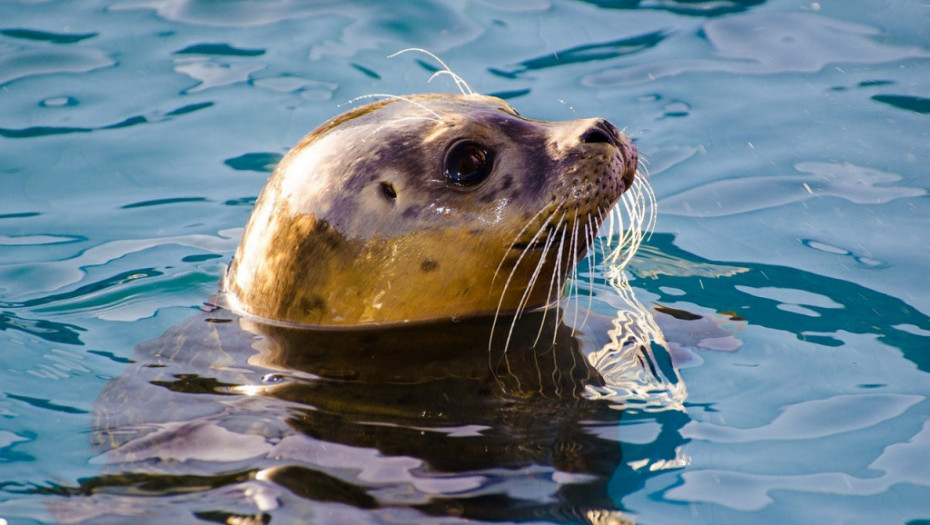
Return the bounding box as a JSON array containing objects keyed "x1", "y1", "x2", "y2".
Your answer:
[{"x1": 224, "y1": 93, "x2": 638, "y2": 327}]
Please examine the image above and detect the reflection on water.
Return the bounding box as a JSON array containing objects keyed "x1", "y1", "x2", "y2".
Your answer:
[{"x1": 58, "y1": 303, "x2": 686, "y2": 523}]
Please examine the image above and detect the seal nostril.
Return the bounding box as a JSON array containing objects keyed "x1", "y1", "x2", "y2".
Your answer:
[{"x1": 582, "y1": 129, "x2": 611, "y2": 144}]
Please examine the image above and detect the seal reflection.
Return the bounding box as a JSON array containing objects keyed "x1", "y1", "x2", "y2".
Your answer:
[{"x1": 83, "y1": 304, "x2": 686, "y2": 523}]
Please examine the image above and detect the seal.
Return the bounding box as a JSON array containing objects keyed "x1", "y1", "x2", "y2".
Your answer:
[{"x1": 223, "y1": 93, "x2": 639, "y2": 327}]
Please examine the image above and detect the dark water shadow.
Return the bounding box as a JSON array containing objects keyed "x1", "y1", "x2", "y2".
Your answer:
[{"x1": 48, "y1": 304, "x2": 687, "y2": 523}]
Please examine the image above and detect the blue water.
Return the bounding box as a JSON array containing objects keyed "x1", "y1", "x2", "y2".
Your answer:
[{"x1": 1, "y1": 1, "x2": 929, "y2": 523}]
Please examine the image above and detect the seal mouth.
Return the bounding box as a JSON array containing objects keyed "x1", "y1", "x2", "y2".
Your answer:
[{"x1": 509, "y1": 240, "x2": 548, "y2": 252}]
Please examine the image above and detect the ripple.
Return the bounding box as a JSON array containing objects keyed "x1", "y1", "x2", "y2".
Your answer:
[
  {"x1": 251, "y1": 75, "x2": 337, "y2": 99},
  {"x1": 224, "y1": 152, "x2": 281, "y2": 173},
  {"x1": 872, "y1": 94, "x2": 930, "y2": 115},
  {"x1": 641, "y1": 144, "x2": 703, "y2": 177},
  {"x1": 0, "y1": 124, "x2": 91, "y2": 139},
  {"x1": 893, "y1": 324, "x2": 930, "y2": 337},
  {"x1": 174, "y1": 42, "x2": 264, "y2": 57},
  {"x1": 583, "y1": 12, "x2": 930, "y2": 86},
  {"x1": 0, "y1": 235, "x2": 83, "y2": 246},
  {"x1": 94, "y1": 420, "x2": 271, "y2": 464},
  {"x1": 4, "y1": 393, "x2": 88, "y2": 414},
  {"x1": 489, "y1": 30, "x2": 666, "y2": 78},
  {"x1": 0, "y1": 47, "x2": 114, "y2": 86},
  {"x1": 38, "y1": 96, "x2": 79, "y2": 108},
  {"x1": 627, "y1": 243, "x2": 748, "y2": 279},
  {"x1": 659, "y1": 161, "x2": 927, "y2": 217},
  {"x1": 24, "y1": 348, "x2": 91, "y2": 380},
  {"x1": 735, "y1": 285, "x2": 843, "y2": 310},
  {"x1": 803, "y1": 239, "x2": 850, "y2": 255},
  {"x1": 224, "y1": 197, "x2": 257, "y2": 206},
  {"x1": 164, "y1": 101, "x2": 214, "y2": 116},
  {"x1": 802, "y1": 239, "x2": 887, "y2": 269},
  {"x1": 110, "y1": 0, "x2": 334, "y2": 27},
  {"x1": 174, "y1": 58, "x2": 265, "y2": 93},
  {"x1": 579, "y1": 0, "x2": 765, "y2": 17},
  {"x1": 486, "y1": 88, "x2": 531, "y2": 100},
  {"x1": 682, "y1": 393, "x2": 922, "y2": 443},
  {"x1": 0, "y1": 212, "x2": 40, "y2": 220},
  {"x1": 121, "y1": 197, "x2": 209, "y2": 209},
  {"x1": 0, "y1": 268, "x2": 163, "y2": 309},
  {"x1": 662, "y1": 100, "x2": 690, "y2": 118},
  {"x1": 350, "y1": 62, "x2": 380, "y2": 79},
  {"x1": 112, "y1": 0, "x2": 481, "y2": 55},
  {"x1": 181, "y1": 253, "x2": 222, "y2": 263},
  {"x1": 668, "y1": 418, "x2": 930, "y2": 511},
  {"x1": 0, "y1": 232, "x2": 239, "y2": 304},
  {"x1": 858, "y1": 79, "x2": 895, "y2": 88},
  {"x1": 0, "y1": 101, "x2": 214, "y2": 138},
  {"x1": 0, "y1": 28, "x2": 97, "y2": 44},
  {"x1": 0, "y1": 430, "x2": 29, "y2": 450},
  {"x1": 0, "y1": 310, "x2": 85, "y2": 346}
]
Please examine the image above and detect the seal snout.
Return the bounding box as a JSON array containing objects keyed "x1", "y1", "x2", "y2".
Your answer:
[{"x1": 577, "y1": 118, "x2": 638, "y2": 193}]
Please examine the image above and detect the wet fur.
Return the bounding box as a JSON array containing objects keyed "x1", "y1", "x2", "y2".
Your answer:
[{"x1": 224, "y1": 93, "x2": 644, "y2": 334}]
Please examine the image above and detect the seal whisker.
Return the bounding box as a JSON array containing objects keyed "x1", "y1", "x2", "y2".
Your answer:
[
  {"x1": 531, "y1": 339, "x2": 545, "y2": 397},
  {"x1": 603, "y1": 202, "x2": 617, "y2": 251},
  {"x1": 388, "y1": 48, "x2": 474, "y2": 96},
  {"x1": 597, "y1": 206, "x2": 616, "y2": 270},
  {"x1": 613, "y1": 175, "x2": 654, "y2": 270},
  {"x1": 531, "y1": 211, "x2": 568, "y2": 348},
  {"x1": 577, "y1": 219, "x2": 598, "y2": 331},
  {"x1": 609, "y1": 202, "x2": 627, "y2": 267},
  {"x1": 489, "y1": 206, "x2": 560, "y2": 353},
  {"x1": 491, "y1": 203, "x2": 557, "y2": 286},
  {"x1": 640, "y1": 173, "x2": 659, "y2": 235},
  {"x1": 500, "y1": 350, "x2": 523, "y2": 394},
  {"x1": 596, "y1": 205, "x2": 614, "y2": 274},
  {"x1": 568, "y1": 217, "x2": 582, "y2": 337},
  {"x1": 341, "y1": 93, "x2": 444, "y2": 121},
  {"x1": 605, "y1": 206, "x2": 618, "y2": 266},
  {"x1": 428, "y1": 70, "x2": 473, "y2": 95},
  {"x1": 502, "y1": 218, "x2": 562, "y2": 354},
  {"x1": 589, "y1": 206, "x2": 607, "y2": 270},
  {"x1": 551, "y1": 341, "x2": 562, "y2": 398},
  {"x1": 551, "y1": 225, "x2": 570, "y2": 348}
]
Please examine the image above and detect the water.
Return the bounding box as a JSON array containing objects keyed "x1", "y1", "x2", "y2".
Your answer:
[{"x1": 1, "y1": 0, "x2": 928, "y2": 523}]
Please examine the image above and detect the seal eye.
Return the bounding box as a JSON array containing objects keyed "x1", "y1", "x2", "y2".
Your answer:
[{"x1": 444, "y1": 141, "x2": 493, "y2": 187}]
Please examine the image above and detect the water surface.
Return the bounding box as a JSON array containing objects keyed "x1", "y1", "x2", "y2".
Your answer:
[{"x1": 1, "y1": 1, "x2": 928, "y2": 523}]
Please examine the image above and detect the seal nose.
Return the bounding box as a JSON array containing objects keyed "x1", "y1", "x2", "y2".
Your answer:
[
  {"x1": 580, "y1": 118, "x2": 638, "y2": 190},
  {"x1": 581, "y1": 119, "x2": 621, "y2": 147}
]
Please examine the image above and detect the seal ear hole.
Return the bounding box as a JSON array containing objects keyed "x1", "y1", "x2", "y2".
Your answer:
[{"x1": 379, "y1": 181, "x2": 398, "y2": 201}]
